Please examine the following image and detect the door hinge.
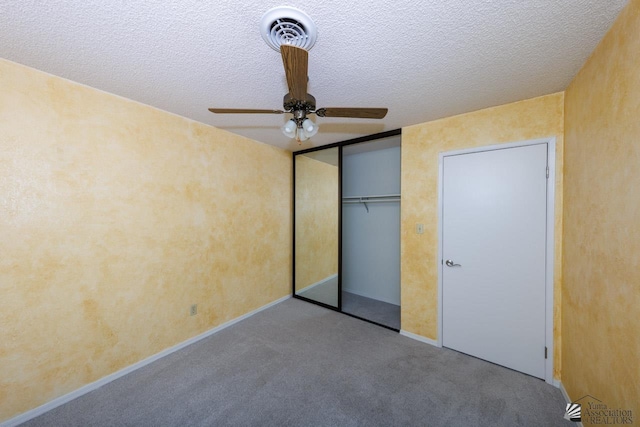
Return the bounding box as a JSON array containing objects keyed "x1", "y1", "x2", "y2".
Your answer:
[
  {"x1": 545, "y1": 347, "x2": 548, "y2": 359},
  {"x1": 546, "y1": 166, "x2": 549, "y2": 179}
]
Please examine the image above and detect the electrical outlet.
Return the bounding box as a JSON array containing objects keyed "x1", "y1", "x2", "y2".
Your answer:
[{"x1": 190, "y1": 304, "x2": 197, "y2": 316}]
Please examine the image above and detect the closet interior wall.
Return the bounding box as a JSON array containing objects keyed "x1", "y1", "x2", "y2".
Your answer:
[{"x1": 342, "y1": 137, "x2": 401, "y2": 322}]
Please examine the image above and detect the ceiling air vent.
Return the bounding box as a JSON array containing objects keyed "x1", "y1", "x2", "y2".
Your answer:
[{"x1": 260, "y1": 6, "x2": 317, "y2": 52}]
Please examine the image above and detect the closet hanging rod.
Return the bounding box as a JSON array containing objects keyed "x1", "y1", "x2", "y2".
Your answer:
[
  {"x1": 342, "y1": 193, "x2": 401, "y2": 200},
  {"x1": 342, "y1": 199, "x2": 401, "y2": 204}
]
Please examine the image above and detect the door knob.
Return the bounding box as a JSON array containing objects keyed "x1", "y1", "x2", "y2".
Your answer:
[{"x1": 445, "y1": 259, "x2": 461, "y2": 267}]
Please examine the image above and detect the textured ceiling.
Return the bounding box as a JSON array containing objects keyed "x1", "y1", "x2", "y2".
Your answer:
[{"x1": 0, "y1": 1, "x2": 628, "y2": 151}]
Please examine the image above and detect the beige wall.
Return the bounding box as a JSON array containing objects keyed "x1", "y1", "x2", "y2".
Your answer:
[
  {"x1": 294, "y1": 154, "x2": 339, "y2": 291},
  {"x1": 4, "y1": 1, "x2": 639, "y2": 420},
  {"x1": 401, "y1": 92, "x2": 565, "y2": 378},
  {"x1": 0, "y1": 59, "x2": 292, "y2": 422},
  {"x1": 563, "y1": 0, "x2": 640, "y2": 420}
]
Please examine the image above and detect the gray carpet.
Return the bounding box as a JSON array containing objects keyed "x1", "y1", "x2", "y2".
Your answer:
[
  {"x1": 23, "y1": 299, "x2": 571, "y2": 427},
  {"x1": 342, "y1": 291, "x2": 400, "y2": 330},
  {"x1": 297, "y1": 280, "x2": 401, "y2": 330}
]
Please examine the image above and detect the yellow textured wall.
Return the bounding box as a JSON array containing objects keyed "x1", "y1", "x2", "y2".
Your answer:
[
  {"x1": 0, "y1": 59, "x2": 291, "y2": 422},
  {"x1": 563, "y1": 0, "x2": 640, "y2": 420},
  {"x1": 401, "y1": 92, "x2": 564, "y2": 378},
  {"x1": 294, "y1": 155, "x2": 339, "y2": 291}
]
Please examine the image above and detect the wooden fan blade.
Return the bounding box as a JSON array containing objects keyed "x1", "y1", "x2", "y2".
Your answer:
[
  {"x1": 280, "y1": 45, "x2": 308, "y2": 101},
  {"x1": 208, "y1": 108, "x2": 284, "y2": 114},
  {"x1": 316, "y1": 108, "x2": 388, "y2": 119}
]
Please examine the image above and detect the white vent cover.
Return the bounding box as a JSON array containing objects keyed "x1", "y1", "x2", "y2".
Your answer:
[{"x1": 260, "y1": 6, "x2": 317, "y2": 52}]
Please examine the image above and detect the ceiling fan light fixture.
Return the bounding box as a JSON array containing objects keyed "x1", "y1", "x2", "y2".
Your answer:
[
  {"x1": 260, "y1": 6, "x2": 317, "y2": 52},
  {"x1": 210, "y1": 19, "x2": 388, "y2": 145},
  {"x1": 302, "y1": 118, "x2": 318, "y2": 137},
  {"x1": 282, "y1": 116, "x2": 318, "y2": 142},
  {"x1": 296, "y1": 128, "x2": 309, "y2": 142},
  {"x1": 281, "y1": 119, "x2": 297, "y2": 138}
]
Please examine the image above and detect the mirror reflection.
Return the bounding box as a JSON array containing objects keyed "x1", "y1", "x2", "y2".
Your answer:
[{"x1": 294, "y1": 147, "x2": 339, "y2": 307}]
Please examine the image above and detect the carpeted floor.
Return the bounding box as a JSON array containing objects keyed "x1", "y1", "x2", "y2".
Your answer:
[
  {"x1": 297, "y1": 279, "x2": 401, "y2": 330},
  {"x1": 342, "y1": 291, "x2": 400, "y2": 330},
  {"x1": 22, "y1": 299, "x2": 571, "y2": 427}
]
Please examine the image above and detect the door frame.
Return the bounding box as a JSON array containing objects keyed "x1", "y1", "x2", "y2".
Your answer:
[{"x1": 436, "y1": 137, "x2": 557, "y2": 384}]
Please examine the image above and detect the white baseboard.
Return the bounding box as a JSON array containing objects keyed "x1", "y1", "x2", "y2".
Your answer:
[
  {"x1": 297, "y1": 274, "x2": 338, "y2": 293},
  {"x1": 399, "y1": 330, "x2": 441, "y2": 347},
  {"x1": 559, "y1": 381, "x2": 572, "y2": 402},
  {"x1": 559, "y1": 381, "x2": 584, "y2": 427},
  {"x1": 1, "y1": 294, "x2": 291, "y2": 427}
]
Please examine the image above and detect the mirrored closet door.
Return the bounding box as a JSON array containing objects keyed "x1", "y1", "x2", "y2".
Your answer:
[
  {"x1": 294, "y1": 146, "x2": 340, "y2": 308},
  {"x1": 293, "y1": 130, "x2": 401, "y2": 330}
]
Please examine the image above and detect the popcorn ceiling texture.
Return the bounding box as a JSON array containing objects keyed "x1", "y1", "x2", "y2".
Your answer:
[
  {"x1": 563, "y1": 0, "x2": 640, "y2": 418},
  {"x1": 0, "y1": 58, "x2": 292, "y2": 422},
  {"x1": 0, "y1": 1, "x2": 627, "y2": 151}
]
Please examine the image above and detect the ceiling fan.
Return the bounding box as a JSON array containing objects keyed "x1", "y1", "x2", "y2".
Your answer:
[{"x1": 208, "y1": 44, "x2": 388, "y2": 143}]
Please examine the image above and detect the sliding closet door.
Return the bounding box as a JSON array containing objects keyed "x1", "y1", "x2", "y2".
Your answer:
[
  {"x1": 293, "y1": 130, "x2": 402, "y2": 324},
  {"x1": 294, "y1": 147, "x2": 340, "y2": 308}
]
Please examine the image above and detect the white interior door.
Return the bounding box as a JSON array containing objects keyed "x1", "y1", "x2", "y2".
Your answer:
[{"x1": 442, "y1": 143, "x2": 547, "y2": 379}]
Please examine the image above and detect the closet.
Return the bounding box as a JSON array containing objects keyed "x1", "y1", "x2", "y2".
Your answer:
[{"x1": 293, "y1": 130, "x2": 401, "y2": 330}]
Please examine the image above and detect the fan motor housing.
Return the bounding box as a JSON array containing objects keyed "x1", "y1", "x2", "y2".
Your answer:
[{"x1": 283, "y1": 93, "x2": 316, "y2": 112}]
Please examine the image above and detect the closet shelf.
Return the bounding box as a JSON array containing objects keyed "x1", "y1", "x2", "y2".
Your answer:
[
  {"x1": 342, "y1": 194, "x2": 401, "y2": 202},
  {"x1": 342, "y1": 194, "x2": 401, "y2": 213}
]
